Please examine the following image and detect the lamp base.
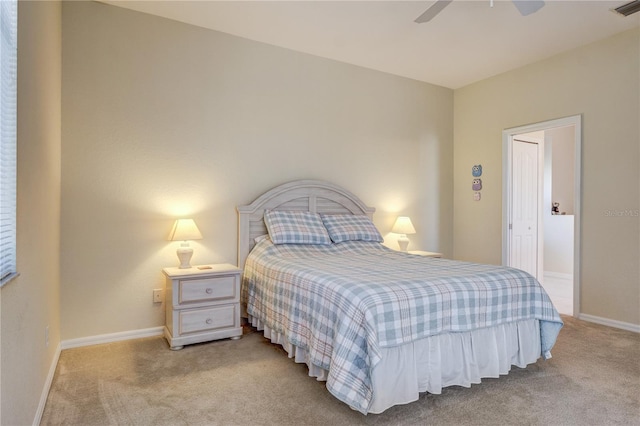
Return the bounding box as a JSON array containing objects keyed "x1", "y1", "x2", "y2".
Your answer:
[
  {"x1": 397, "y1": 235, "x2": 410, "y2": 252},
  {"x1": 176, "y1": 244, "x2": 194, "y2": 269}
]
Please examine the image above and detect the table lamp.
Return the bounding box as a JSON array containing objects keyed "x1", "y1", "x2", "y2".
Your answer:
[
  {"x1": 391, "y1": 216, "x2": 416, "y2": 252},
  {"x1": 168, "y1": 218, "x2": 203, "y2": 268}
]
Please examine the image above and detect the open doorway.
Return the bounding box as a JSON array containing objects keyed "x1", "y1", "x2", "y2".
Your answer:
[{"x1": 502, "y1": 115, "x2": 581, "y2": 317}]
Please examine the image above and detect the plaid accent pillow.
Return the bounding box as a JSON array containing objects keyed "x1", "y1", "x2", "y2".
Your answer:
[
  {"x1": 321, "y1": 214, "x2": 383, "y2": 243},
  {"x1": 264, "y1": 210, "x2": 331, "y2": 245}
]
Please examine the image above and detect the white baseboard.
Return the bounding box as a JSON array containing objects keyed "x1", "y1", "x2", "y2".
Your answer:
[
  {"x1": 33, "y1": 342, "x2": 61, "y2": 426},
  {"x1": 61, "y1": 326, "x2": 164, "y2": 350},
  {"x1": 544, "y1": 271, "x2": 573, "y2": 281},
  {"x1": 578, "y1": 313, "x2": 640, "y2": 333}
]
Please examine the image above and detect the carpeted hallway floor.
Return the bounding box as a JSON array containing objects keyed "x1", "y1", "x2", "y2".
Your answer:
[{"x1": 40, "y1": 316, "x2": 640, "y2": 425}]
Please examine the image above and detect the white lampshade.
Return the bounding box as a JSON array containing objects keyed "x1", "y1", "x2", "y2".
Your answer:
[
  {"x1": 391, "y1": 216, "x2": 416, "y2": 252},
  {"x1": 168, "y1": 219, "x2": 203, "y2": 242},
  {"x1": 391, "y1": 217, "x2": 416, "y2": 235},
  {"x1": 168, "y1": 219, "x2": 203, "y2": 269}
]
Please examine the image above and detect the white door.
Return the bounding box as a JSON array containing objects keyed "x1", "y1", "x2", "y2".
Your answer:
[{"x1": 511, "y1": 140, "x2": 539, "y2": 278}]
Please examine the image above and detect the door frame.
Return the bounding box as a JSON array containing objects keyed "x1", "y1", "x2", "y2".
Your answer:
[{"x1": 502, "y1": 115, "x2": 582, "y2": 317}]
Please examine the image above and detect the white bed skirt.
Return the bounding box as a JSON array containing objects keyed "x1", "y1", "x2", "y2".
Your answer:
[{"x1": 248, "y1": 316, "x2": 541, "y2": 414}]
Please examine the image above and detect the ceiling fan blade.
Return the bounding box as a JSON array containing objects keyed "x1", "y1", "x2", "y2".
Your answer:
[
  {"x1": 614, "y1": 0, "x2": 640, "y2": 16},
  {"x1": 512, "y1": 0, "x2": 545, "y2": 16},
  {"x1": 414, "y1": 0, "x2": 453, "y2": 23}
]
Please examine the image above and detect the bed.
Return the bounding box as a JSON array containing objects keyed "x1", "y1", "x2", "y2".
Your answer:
[{"x1": 237, "y1": 179, "x2": 563, "y2": 414}]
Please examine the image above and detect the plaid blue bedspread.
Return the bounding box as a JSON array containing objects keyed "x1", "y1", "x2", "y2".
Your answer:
[{"x1": 242, "y1": 238, "x2": 563, "y2": 414}]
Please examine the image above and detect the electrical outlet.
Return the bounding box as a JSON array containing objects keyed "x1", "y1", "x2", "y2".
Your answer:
[
  {"x1": 45, "y1": 325, "x2": 49, "y2": 348},
  {"x1": 153, "y1": 289, "x2": 163, "y2": 303}
]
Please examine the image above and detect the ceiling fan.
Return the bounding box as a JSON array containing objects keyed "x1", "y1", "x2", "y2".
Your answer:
[{"x1": 414, "y1": 0, "x2": 545, "y2": 23}]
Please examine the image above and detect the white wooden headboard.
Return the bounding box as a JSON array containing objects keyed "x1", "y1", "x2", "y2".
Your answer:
[{"x1": 236, "y1": 179, "x2": 375, "y2": 268}]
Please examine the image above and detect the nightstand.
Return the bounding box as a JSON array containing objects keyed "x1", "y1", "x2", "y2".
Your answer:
[
  {"x1": 408, "y1": 250, "x2": 443, "y2": 258},
  {"x1": 162, "y1": 263, "x2": 242, "y2": 350}
]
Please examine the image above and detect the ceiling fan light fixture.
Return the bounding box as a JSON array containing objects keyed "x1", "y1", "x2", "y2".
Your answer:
[
  {"x1": 614, "y1": 0, "x2": 640, "y2": 16},
  {"x1": 414, "y1": 0, "x2": 546, "y2": 24}
]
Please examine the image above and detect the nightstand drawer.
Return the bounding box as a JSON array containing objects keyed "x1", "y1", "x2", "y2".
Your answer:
[
  {"x1": 179, "y1": 304, "x2": 237, "y2": 334},
  {"x1": 178, "y1": 276, "x2": 237, "y2": 304}
]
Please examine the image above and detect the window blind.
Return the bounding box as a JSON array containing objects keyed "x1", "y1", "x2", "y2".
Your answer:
[{"x1": 0, "y1": 0, "x2": 17, "y2": 285}]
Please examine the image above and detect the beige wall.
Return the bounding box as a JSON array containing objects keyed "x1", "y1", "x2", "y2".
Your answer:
[
  {"x1": 454, "y1": 28, "x2": 640, "y2": 325},
  {"x1": 1, "y1": 1, "x2": 62, "y2": 424},
  {"x1": 61, "y1": 2, "x2": 453, "y2": 340}
]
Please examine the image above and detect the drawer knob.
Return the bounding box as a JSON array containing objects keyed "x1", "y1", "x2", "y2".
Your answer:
[
  {"x1": 206, "y1": 318, "x2": 212, "y2": 324},
  {"x1": 205, "y1": 288, "x2": 213, "y2": 294}
]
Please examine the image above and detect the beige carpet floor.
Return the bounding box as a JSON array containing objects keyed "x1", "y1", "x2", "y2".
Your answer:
[{"x1": 41, "y1": 316, "x2": 639, "y2": 425}]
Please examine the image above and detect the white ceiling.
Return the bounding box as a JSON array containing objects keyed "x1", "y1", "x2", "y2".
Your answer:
[{"x1": 101, "y1": 0, "x2": 640, "y2": 89}]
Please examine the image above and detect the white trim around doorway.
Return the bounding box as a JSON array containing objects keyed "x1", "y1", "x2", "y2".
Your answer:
[{"x1": 502, "y1": 114, "x2": 582, "y2": 317}]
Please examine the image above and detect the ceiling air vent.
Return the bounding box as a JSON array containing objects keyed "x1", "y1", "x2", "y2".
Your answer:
[{"x1": 614, "y1": 0, "x2": 640, "y2": 16}]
